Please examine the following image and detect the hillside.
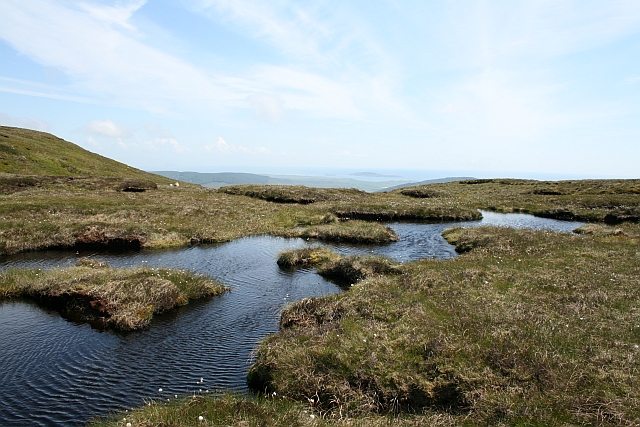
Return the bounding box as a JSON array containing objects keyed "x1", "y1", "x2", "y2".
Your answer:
[{"x1": 0, "y1": 126, "x2": 169, "y2": 183}]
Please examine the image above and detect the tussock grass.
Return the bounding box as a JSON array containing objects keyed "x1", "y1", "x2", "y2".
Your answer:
[
  {"x1": 316, "y1": 255, "x2": 403, "y2": 287},
  {"x1": 277, "y1": 249, "x2": 402, "y2": 287},
  {"x1": 398, "y1": 188, "x2": 441, "y2": 198},
  {"x1": 89, "y1": 393, "x2": 461, "y2": 427},
  {"x1": 394, "y1": 178, "x2": 640, "y2": 223},
  {"x1": 0, "y1": 259, "x2": 227, "y2": 330},
  {"x1": 4, "y1": 174, "x2": 638, "y2": 255},
  {"x1": 0, "y1": 174, "x2": 158, "y2": 195},
  {"x1": 298, "y1": 220, "x2": 399, "y2": 244},
  {"x1": 220, "y1": 185, "x2": 363, "y2": 204},
  {"x1": 277, "y1": 247, "x2": 340, "y2": 268},
  {"x1": 248, "y1": 224, "x2": 640, "y2": 425}
]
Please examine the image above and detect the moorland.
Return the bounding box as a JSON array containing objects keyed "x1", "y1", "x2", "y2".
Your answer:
[{"x1": 1, "y1": 126, "x2": 639, "y2": 426}]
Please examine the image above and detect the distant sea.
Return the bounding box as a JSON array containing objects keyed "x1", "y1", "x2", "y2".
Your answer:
[{"x1": 177, "y1": 166, "x2": 603, "y2": 183}]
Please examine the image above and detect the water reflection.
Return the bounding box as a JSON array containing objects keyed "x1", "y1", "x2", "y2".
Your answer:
[{"x1": 0, "y1": 212, "x2": 582, "y2": 426}]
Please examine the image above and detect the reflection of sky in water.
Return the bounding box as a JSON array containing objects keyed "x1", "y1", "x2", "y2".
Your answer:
[
  {"x1": 0, "y1": 212, "x2": 583, "y2": 427},
  {"x1": 323, "y1": 210, "x2": 584, "y2": 262}
]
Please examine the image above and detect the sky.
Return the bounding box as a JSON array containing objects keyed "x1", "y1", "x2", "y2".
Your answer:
[{"x1": 0, "y1": 0, "x2": 639, "y2": 179}]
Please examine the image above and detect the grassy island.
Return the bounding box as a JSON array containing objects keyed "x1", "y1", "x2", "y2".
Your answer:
[{"x1": 0, "y1": 259, "x2": 228, "y2": 330}]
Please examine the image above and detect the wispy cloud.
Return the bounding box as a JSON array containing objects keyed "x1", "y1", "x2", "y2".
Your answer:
[
  {"x1": 0, "y1": 0, "x2": 237, "y2": 115},
  {"x1": 145, "y1": 137, "x2": 190, "y2": 153},
  {"x1": 78, "y1": 0, "x2": 147, "y2": 31},
  {"x1": 206, "y1": 137, "x2": 270, "y2": 154},
  {"x1": 0, "y1": 0, "x2": 399, "y2": 122},
  {"x1": 85, "y1": 119, "x2": 131, "y2": 138},
  {"x1": 0, "y1": 112, "x2": 50, "y2": 131}
]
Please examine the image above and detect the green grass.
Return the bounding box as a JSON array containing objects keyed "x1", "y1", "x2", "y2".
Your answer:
[
  {"x1": 298, "y1": 220, "x2": 399, "y2": 244},
  {"x1": 0, "y1": 126, "x2": 171, "y2": 183},
  {"x1": 0, "y1": 259, "x2": 228, "y2": 330},
  {"x1": 88, "y1": 392, "x2": 465, "y2": 427},
  {"x1": 392, "y1": 178, "x2": 640, "y2": 223},
  {"x1": 247, "y1": 224, "x2": 640, "y2": 425},
  {"x1": 277, "y1": 247, "x2": 341, "y2": 268}
]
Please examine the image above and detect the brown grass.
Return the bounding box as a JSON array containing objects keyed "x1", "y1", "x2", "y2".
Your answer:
[
  {"x1": 1, "y1": 259, "x2": 228, "y2": 330},
  {"x1": 248, "y1": 223, "x2": 640, "y2": 425}
]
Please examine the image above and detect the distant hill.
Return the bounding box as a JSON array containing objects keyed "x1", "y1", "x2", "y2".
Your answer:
[
  {"x1": 152, "y1": 171, "x2": 413, "y2": 192},
  {"x1": 0, "y1": 126, "x2": 169, "y2": 183},
  {"x1": 383, "y1": 177, "x2": 476, "y2": 191},
  {"x1": 152, "y1": 171, "x2": 271, "y2": 187}
]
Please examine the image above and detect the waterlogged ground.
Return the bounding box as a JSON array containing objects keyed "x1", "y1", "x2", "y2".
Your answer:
[{"x1": 0, "y1": 212, "x2": 582, "y2": 427}]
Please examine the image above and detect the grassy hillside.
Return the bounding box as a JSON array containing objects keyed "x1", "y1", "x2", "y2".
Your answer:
[{"x1": 0, "y1": 126, "x2": 169, "y2": 183}]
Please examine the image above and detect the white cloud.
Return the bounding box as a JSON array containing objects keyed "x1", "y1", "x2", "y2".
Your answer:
[
  {"x1": 206, "y1": 136, "x2": 270, "y2": 155},
  {"x1": 144, "y1": 122, "x2": 175, "y2": 139},
  {"x1": 0, "y1": 113, "x2": 49, "y2": 131},
  {"x1": 146, "y1": 137, "x2": 190, "y2": 153},
  {"x1": 246, "y1": 93, "x2": 285, "y2": 123},
  {"x1": 78, "y1": 0, "x2": 146, "y2": 31},
  {"x1": 86, "y1": 119, "x2": 131, "y2": 138},
  {"x1": 442, "y1": 0, "x2": 640, "y2": 67},
  {"x1": 0, "y1": 0, "x2": 237, "y2": 115},
  {"x1": 86, "y1": 136, "x2": 98, "y2": 147},
  {"x1": 0, "y1": 0, "x2": 389, "y2": 122}
]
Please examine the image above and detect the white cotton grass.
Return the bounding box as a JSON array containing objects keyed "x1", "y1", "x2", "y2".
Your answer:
[{"x1": 198, "y1": 415, "x2": 204, "y2": 421}]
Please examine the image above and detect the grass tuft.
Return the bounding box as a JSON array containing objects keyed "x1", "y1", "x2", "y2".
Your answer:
[
  {"x1": 0, "y1": 260, "x2": 228, "y2": 330},
  {"x1": 277, "y1": 247, "x2": 340, "y2": 268},
  {"x1": 248, "y1": 224, "x2": 640, "y2": 424},
  {"x1": 299, "y1": 220, "x2": 399, "y2": 244}
]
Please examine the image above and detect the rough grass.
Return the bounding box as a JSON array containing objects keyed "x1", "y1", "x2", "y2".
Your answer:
[
  {"x1": 393, "y1": 178, "x2": 640, "y2": 223},
  {"x1": 247, "y1": 224, "x2": 640, "y2": 425},
  {"x1": 220, "y1": 184, "x2": 361, "y2": 204},
  {"x1": 0, "y1": 126, "x2": 171, "y2": 183},
  {"x1": 298, "y1": 221, "x2": 399, "y2": 244},
  {"x1": 3, "y1": 175, "x2": 639, "y2": 255},
  {"x1": 0, "y1": 174, "x2": 159, "y2": 195},
  {"x1": 277, "y1": 247, "x2": 340, "y2": 268},
  {"x1": 0, "y1": 259, "x2": 227, "y2": 330},
  {"x1": 88, "y1": 393, "x2": 460, "y2": 427},
  {"x1": 277, "y1": 249, "x2": 403, "y2": 287}
]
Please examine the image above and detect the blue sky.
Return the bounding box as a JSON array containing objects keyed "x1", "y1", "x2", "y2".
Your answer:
[{"x1": 0, "y1": 0, "x2": 639, "y2": 178}]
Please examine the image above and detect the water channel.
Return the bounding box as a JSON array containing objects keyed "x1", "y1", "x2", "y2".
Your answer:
[{"x1": 0, "y1": 211, "x2": 581, "y2": 426}]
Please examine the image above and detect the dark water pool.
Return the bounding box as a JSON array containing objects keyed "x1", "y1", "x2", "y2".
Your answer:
[{"x1": 0, "y1": 212, "x2": 582, "y2": 426}]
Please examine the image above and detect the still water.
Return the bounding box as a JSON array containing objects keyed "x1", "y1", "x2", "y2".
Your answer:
[{"x1": 0, "y1": 212, "x2": 581, "y2": 426}]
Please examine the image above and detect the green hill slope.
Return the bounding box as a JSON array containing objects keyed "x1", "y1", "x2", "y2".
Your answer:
[{"x1": 0, "y1": 126, "x2": 169, "y2": 183}]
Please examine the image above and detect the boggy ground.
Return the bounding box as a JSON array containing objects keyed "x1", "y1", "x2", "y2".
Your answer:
[
  {"x1": 2, "y1": 178, "x2": 639, "y2": 255},
  {"x1": 92, "y1": 223, "x2": 640, "y2": 426},
  {"x1": 0, "y1": 258, "x2": 227, "y2": 330},
  {"x1": 2, "y1": 177, "x2": 640, "y2": 425},
  {"x1": 245, "y1": 223, "x2": 640, "y2": 426},
  {"x1": 394, "y1": 178, "x2": 640, "y2": 223}
]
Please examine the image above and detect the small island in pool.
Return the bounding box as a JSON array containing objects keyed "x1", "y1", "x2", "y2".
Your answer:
[{"x1": 0, "y1": 258, "x2": 228, "y2": 331}]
